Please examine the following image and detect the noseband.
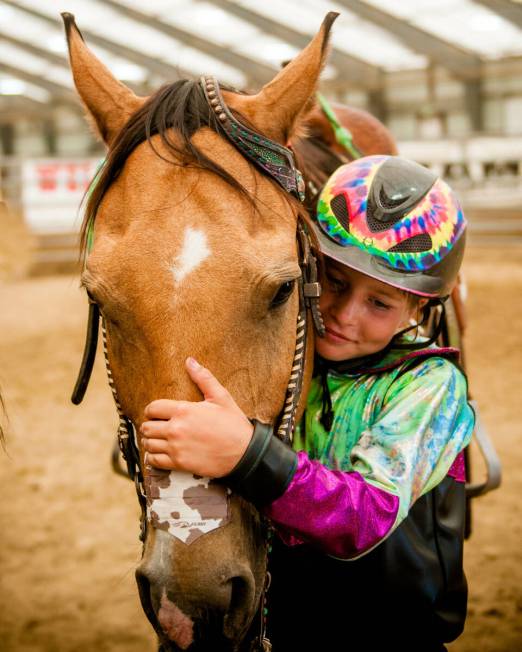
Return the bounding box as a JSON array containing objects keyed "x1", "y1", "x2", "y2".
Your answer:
[{"x1": 71, "y1": 76, "x2": 325, "y2": 651}]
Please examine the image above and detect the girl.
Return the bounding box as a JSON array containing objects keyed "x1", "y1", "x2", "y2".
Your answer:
[{"x1": 141, "y1": 155, "x2": 474, "y2": 651}]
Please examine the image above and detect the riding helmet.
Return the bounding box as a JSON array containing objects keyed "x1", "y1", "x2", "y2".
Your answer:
[{"x1": 313, "y1": 155, "x2": 467, "y2": 297}]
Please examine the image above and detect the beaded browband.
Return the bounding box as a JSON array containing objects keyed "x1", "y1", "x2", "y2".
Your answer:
[{"x1": 201, "y1": 76, "x2": 305, "y2": 202}]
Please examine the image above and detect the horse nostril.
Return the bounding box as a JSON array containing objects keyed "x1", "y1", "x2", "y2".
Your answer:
[
  {"x1": 135, "y1": 568, "x2": 159, "y2": 629},
  {"x1": 223, "y1": 572, "x2": 256, "y2": 639},
  {"x1": 229, "y1": 575, "x2": 250, "y2": 614}
]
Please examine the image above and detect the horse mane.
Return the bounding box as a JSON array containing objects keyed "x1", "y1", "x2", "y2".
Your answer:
[{"x1": 81, "y1": 79, "x2": 275, "y2": 257}]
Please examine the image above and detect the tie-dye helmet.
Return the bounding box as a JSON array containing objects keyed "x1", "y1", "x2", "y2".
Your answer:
[{"x1": 313, "y1": 155, "x2": 467, "y2": 297}]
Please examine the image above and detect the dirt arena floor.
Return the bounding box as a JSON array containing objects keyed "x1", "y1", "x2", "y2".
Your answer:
[{"x1": 0, "y1": 238, "x2": 521, "y2": 651}]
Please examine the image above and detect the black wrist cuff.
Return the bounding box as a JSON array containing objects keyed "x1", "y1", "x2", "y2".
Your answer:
[{"x1": 223, "y1": 420, "x2": 298, "y2": 508}]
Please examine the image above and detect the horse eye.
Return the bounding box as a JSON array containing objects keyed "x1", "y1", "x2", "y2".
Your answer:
[{"x1": 270, "y1": 280, "x2": 295, "y2": 308}]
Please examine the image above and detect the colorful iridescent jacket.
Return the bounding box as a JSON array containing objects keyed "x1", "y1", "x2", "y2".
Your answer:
[{"x1": 264, "y1": 345, "x2": 475, "y2": 560}]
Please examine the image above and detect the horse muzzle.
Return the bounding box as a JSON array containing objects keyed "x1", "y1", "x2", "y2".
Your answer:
[{"x1": 136, "y1": 528, "x2": 257, "y2": 651}]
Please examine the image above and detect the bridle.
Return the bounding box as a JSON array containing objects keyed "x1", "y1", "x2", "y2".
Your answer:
[{"x1": 71, "y1": 76, "x2": 325, "y2": 651}]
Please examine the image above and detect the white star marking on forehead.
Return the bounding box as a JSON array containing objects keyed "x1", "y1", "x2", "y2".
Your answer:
[{"x1": 170, "y1": 226, "x2": 211, "y2": 283}]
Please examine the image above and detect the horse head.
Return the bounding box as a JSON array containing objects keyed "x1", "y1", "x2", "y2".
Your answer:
[{"x1": 63, "y1": 12, "x2": 336, "y2": 651}]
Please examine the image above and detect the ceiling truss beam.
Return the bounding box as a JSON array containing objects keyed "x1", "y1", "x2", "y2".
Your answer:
[
  {"x1": 0, "y1": 30, "x2": 150, "y2": 96},
  {"x1": 2, "y1": 0, "x2": 195, "y2": 82},
  {"x1": 336, "y1": 0, "x2": 482, "y2": 79},
  {"x1": 103, "y1": 0, "x2": 277, "y2": 85},
  {"x1": 205, "y1": 0, "x2": 383, "y2": 88}
]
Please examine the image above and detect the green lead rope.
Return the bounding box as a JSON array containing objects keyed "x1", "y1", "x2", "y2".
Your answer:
[{"x1": 316, "y1": 92, "x2": 363, "y2": 161}]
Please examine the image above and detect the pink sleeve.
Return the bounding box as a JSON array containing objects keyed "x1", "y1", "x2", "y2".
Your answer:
[{"x1": 263, "y1": 451, "x2": 400, "y2": 559}]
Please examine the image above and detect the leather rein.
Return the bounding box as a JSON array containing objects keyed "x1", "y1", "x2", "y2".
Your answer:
[{"x1": 71, "y1": 76, "x2": 325, "y2": 540}]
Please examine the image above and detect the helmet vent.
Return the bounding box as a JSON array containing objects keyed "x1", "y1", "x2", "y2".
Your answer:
[
  {"x1": 366, "y1": 202, "x2": 402, "y2": 232},
  {"x1": 388, "y1": 233, "x2": 433, "y2": 253},
  {"x1": 330, "y1": 194, "x2": 350, "y2": 232}
]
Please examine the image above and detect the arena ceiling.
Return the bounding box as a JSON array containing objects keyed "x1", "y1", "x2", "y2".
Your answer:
[{"x1": 0, "y1": 0, "x2": 522, "y2": 109}]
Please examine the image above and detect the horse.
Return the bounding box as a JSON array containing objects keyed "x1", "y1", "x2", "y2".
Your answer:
[{"x1": 64, "y1": 11, "x2": 397, "y2": 651}]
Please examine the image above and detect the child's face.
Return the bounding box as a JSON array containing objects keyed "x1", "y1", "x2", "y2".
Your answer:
[{"x1": 316, "y1": 258, "x2": 416, "y2": 362}]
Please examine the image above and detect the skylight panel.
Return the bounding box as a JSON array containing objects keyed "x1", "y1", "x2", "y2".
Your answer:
[
  {"x1": 0, "y1": 6, "x2": 148, "y2": 85},
  {"x1": 236, "y1": 0, "x2": 426, "y2": 70},
  {"x1": 118, "y1": 0, "x2": 188, "y2": 16},
  {"x1": 233, "y1": 34, "x2": 299, "y2": 68},
  {"x1": 0, "y1": 8, "x2": 57, "y2": 43},
  {"x1": 0, "y1": 4, "x2": 16, "y2": 21},
  {"x1": 330, "y1": 18, "x2": 426, "y2": 69},
  {"x1": 416, "y1": 7, "x2": 522, "y2": 58},
  {"x1": 237, "y1": 0, "x2": 330, "y2": 33},
  {"x1": 0, "y1": 77, "x2": 51, "y2": 102},
  {"x1": 158, "y1": 1, "x2": 261, "y2": 46},
  {"x1": 170, "y1": 45, "x2": 248, "y2": 87},
  {"x1": 0, "y1": 42, "x2": 73, "y2": 88},
  {"x1": 0, "y1": 78, "x2": 27, "y2": 95},
  {"x1": 366, "y1": 0, "x2": 522, "y2": 58},
  {"x1": 55, "y1": 0, "x2": 246, "y2": 83},
  {"x1": 13, "y1": 0, "x2": 113, "y2": 25}
]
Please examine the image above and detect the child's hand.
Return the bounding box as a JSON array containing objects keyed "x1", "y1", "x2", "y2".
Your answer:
[{"x1": 140, "y1": 357, "x2": 254, "y2": 477}]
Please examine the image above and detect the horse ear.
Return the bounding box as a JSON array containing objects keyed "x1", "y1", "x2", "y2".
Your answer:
[
  {"x1": 228, "y1": 12, "x2": 338, "y2": 144},
  {"x1": 61, "y1": 13, "x2": 145, "y2": 145}
]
